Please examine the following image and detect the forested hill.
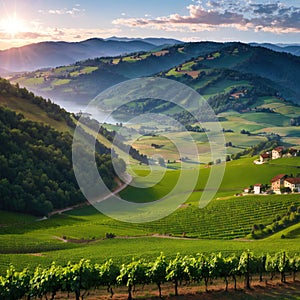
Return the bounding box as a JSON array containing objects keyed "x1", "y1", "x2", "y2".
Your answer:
[
  {"x1": 12, "y1": 41, "x2": 300, "y2": 105},
  {"x1": 0, "y1": 78, "x2": 122, "y2": 216}
]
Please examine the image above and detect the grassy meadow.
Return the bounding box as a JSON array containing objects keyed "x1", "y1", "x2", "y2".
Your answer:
[{"x1": 0, "y1": 156, "x2": 300, "y2": 274}]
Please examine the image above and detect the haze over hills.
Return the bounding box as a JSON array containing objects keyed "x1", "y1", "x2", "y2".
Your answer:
[
  {"x1": 105, "y1": 36, "x2": 183, "y2": 46},
  {"x1": 0, "y1": 37, "x2": 181, "y2": 72},
  {"x1": 250, "y1": 43, "x2": 300, "y2": 56}
]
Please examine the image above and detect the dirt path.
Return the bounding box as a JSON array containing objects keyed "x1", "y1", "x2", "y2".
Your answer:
[
  {"x1": 47, "y1": 173, "x2": 132, "y2": 217},
  {"x1": 52, "y1": 278, "x2": 300, "y2": 300}
]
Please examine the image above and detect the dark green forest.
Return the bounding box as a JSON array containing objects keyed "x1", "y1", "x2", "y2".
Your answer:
[{"x1": 0, "y1": 79, "x2": 122, "y2": 216}]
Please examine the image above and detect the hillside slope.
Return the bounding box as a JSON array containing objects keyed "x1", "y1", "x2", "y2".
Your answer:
[
  {"x1": 0, "y1": 78, "x2": 121, "y2": 216},
  {"x1": 12, "y1": 42, "x2": 300, "y2": 106},
  {"x1": 11, "y1": 42, "x2": 230, "y2": 102}
]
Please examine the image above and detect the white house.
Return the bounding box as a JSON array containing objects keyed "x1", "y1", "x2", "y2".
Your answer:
[
  {"x1": 272, "y1": 147, "x2": 284, "y2": 160},
  {"x1": 254, "y1": 184, "x2": 262, "y2": 194},
  {"x1": 284, "y1": 178, "x2": 300, "y2": 192}
]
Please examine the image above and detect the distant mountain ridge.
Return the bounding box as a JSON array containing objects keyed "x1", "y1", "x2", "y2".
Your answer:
[
  {"x1": 0, "y1": 37, "x2": 181, "y2": 72},
  {"x1": 250, "y1": 43, "x2": 300, "y2": 56},
  {"x1": 105, "y1": 36, "x2": 183, "y2": 46}
]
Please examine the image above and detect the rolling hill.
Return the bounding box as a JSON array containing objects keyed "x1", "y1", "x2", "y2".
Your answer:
[
  {"x1": 11, "y1": 42, "x2": 300, "y2": 107},
  {"x1": 0, "y1": 37, "x2": 180, "y2": 72}
]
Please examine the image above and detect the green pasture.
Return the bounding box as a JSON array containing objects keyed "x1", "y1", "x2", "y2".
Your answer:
[
  {"x1": 240, "y1": 112, "x2": 291, "y2": 127},
  {"x1": 0, "y1": 155, "x2": 299, "y2": 274},
  {"x1": 201, "y1": 79, "x2": 249, "y2": 96},
  {"x1": 51, "y1": 79, "x2": 71, "y2": 86}
]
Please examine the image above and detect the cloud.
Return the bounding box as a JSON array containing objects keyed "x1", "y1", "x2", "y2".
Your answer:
[
  {"x1": 0, "y1": 31, "x2": 49, "y2": 40},
  {"x1": 38, "y1": 5, "x2": 85, "y2": 16},
  {"x1": 113, "y1": 1, "x2": 300, "y2": 34}
]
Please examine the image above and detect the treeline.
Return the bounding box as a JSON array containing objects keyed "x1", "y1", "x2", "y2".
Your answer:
[
  {"x1": 0, "y1": 107, "x2": 119, "y2": 216},
  {"x1": 0, "y1": 78, "x2": 74, "y2": 127},
  {"x1": 1, "y1": 251, "x2": 299, "y2": 300}
]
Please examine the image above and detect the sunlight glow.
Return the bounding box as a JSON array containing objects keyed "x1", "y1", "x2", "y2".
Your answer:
[{"x1": 1, "y1": 15, "x2": 24, "y2": 36}]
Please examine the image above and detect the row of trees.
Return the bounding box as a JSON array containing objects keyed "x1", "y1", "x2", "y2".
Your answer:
[{"x1": 1, "y1": 251, "x2": 299, "y2": 300}]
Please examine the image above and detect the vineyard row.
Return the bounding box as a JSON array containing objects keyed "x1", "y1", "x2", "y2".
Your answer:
[{"x1": 1, "y1": 250, "x2": 299, "y2": 300}]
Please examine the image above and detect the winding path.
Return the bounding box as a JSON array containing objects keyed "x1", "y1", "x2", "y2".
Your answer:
[{"x1": 48, "y1": 173, "x2": 132, "y2": 217}]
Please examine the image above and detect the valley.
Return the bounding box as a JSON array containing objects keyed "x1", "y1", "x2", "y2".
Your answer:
[{"x1": 0, "y1": 39, "x2": 300, "y2": 299}]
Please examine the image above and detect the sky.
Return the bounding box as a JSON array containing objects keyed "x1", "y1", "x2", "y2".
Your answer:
[{"x1": 0, "y1": 0, "x2": 300, "y2": 50}]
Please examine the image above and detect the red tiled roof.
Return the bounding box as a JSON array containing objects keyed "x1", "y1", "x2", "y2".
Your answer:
[
  {"x1": 260, "y1": 153, "x2": 270, "y2": 158},
  {"x1": 285, "y1": 177, "x2": 300, "y2": 184},
  {"x1": 254, "y1": 184, "x2": 262, "y2": 187},
  {"x1": 271, "y1": 174, "x2": 287, "y2": 182},
  {"x1": 273, "y1": 147, "x2": 284, "y2": 152}
]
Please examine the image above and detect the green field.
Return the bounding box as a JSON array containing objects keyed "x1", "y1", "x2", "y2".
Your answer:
[{"x1": 1, "y1": 157, "x2": 300, "y2": 274}]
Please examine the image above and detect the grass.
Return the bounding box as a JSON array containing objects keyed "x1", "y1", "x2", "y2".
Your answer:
[
  {"x1": 51, "y1": 79, "x2": 71, "y2": 86},
  {"x1": 240, "y1": 112, "x2": 291, "y2": 127},
  {"x1": 1, "y1": 156, "x2": 300, "y2": 274},
  {"x1": 0, "y1": 211, "x2": 36, "y2": 225},
  {"x1": 201, "y1": 79, "x2": 249, "y2": 96},
  {"x1": 1, "y1": 233, "x2": 300, "y2": 274}
]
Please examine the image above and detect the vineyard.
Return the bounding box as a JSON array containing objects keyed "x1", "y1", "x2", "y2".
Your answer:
[
  {"x1": 1, "y1": 251, "x2": 299, "y2": 300},
  {"x1": 134, "y1": 195, "x2": 300, "y2": 239}
]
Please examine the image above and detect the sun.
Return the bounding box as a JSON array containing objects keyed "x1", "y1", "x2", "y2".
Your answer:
[{"x1": 1, "y1": 16, "x2": 24, "y2": 36}]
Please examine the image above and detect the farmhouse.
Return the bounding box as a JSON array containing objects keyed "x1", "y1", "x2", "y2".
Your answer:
[
  {"x1": 254, "y1": 184, "x2": 262, "y2": 194},
  {"x1": 272, "y1": 147, "x2": 284, "y2": 159},
  {"x1": 271, "y1": 174, "x2": 288, "y2": 193},
  {"x1": 284, "y1": 177, "x2": 300, "y2": 192},
  {"x1": 260, "y1": 152, "x2": 270, "y2": 163}
]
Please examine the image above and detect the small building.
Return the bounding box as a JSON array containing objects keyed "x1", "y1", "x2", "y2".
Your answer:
[
  {"x1": 254, "y1": 184, "x2": 262, "y2": 194},
  {"x1": 260, "y1": 152, "x2": 270, "y2": 163},
  {"x1": 286, "y1": 148, "x2": 298, "y2": 157},
  {"x1": 244, "y1": 187, "x2": 250, "y2": 193},
  {"x1": 284, "y1": 177, "x2": 300, "y2": 192},
  {"x1": 272, "y1": 147, "x2": 284, "y2": 160},
  {"x1": 271, "y1": 174, "x2": 288, "y2": 193}
]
